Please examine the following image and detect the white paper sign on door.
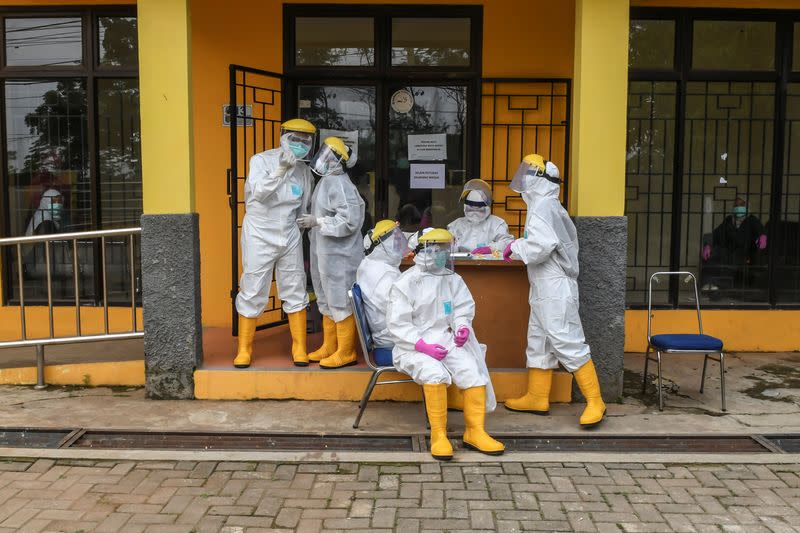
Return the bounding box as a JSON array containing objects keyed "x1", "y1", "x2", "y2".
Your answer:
[
  {"x1": 408, "y1": 133, "x2": 447, "y2": 161},
  {"x1": 319, "y1": 129, "x2": 359, "y2": 163},
  {"x1": 410, "y1": 163, "x2": 446, "y2": 190}
]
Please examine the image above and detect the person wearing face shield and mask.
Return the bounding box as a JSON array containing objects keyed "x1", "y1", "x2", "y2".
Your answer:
[
  {"x1": 386, "y1": 229, "x2": 504, "y2": 460},
  {"x1": 447, "y1": 179, "x2": 513, "y2": 256},
  {"x1": 234, "y1": 118, "x2": 316, "y2": 369},
  {"x1": 299, "y1": 136, "x2": 366, "y2": 369},
  {"x1": 701, "y1": 196, "x2": 767, "y2": 292},
  {"x1": 25, "y1": 188, "x2": 64, "y2": 235},
  {"x1": 502, "y1": 154, "x2": 606, "y2": 428},
  {"x1": 356, "y1": 220, "x2": 410, "y2": 366}
]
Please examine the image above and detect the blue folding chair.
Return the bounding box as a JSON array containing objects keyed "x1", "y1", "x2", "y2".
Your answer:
[
  {"x1": 349, "y1": 283, "x2": 418, "y2": 428},
  {"x1": 643, "y1": 271, "x2": 726, "y2": 412}
]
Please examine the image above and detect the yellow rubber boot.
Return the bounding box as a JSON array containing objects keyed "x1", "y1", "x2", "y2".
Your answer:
[
  {"x1": 320, "y1": 315, "x2": 358, "y2": 369},
  {"x1": 462, "y1": 386, "x2": 505, "y2": 456},
  {"x1": 233, "y1": 316, "x2": 256, "y2": 368},
  {"x1": 573, "y1": 359, "x2": 606, "y2": 427},
  {"x1": 287, "y1": 310, "x2": 309, "y2": 367},
  {"x1": 423, "y1": 384, "x2": 453, "y2": 461},
  {"x1": 447, "y1": 385, "x2": 464, "y2": 411},
  {"x1": 309, "y1": 315, "x2": 337, "y2": 362},
  {"x1": 504, "y1": 368, "x2": 552, "y2": 414}
]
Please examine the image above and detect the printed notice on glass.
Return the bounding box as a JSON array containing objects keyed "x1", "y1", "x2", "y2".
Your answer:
[
  {"x1": 410, "y1": 163, "x2": 446, "y2": 190},
  {"x1": 408, "y1": 133, "x2": 447, "y2": 161},
  {"x1": 319, "y1": 129, "x2": 359, "y2": 163}
]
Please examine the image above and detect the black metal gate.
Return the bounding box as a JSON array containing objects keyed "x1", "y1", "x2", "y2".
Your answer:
[{"x1": 228, "y1": 65, "x2": 285, "y2": 335}]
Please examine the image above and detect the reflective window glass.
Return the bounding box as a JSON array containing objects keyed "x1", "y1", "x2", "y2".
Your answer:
[
  {"x1": 794, "y1": 23, "x2": 800, "y2": 72},
  {"x1": 629, "y1": 19, "x2": 675, "y2": 70},
  {"x1": 295, "y1": 17, "x2": 374, "y2": 67},
  {"x1": 778, "y1": 83, "x2": 800, "y2": 303},
  {"x1": 5, "y1": 17, "x2": 82, "y2": 67},
  {"x1": 391, "y1": 18, "x2": 470, "y2": 67},
  {"x1": 98, "y1": 16, "x2": 138, "y2": 68},
  {"x1": 692, "y1": 20, "x2": 775, "y2": 71},
  {"x1": 625, "y1": 81, "x2": 677, "y2": 306},
  {"x1": 682, "y1": 81, "x2": 774, "y2": 305},
  {"x1": 98, "y1": 78, "x2": 141, "y2": 228}
]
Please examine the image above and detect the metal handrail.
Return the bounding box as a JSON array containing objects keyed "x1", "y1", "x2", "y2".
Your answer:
[{"x1": 0, "y1": 227, "x2": 143, "y2": 389}]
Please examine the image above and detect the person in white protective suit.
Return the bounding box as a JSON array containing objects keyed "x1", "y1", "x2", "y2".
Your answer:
[
  {"x1": 502, "y1": 154, "x2": 606, "y2": 427},
  {"x1": 25, "y1": 188, "x2": 64, "y2": 235},
  {"x1": 234, "y1": 118, "x2": 316, "y2": 368},
  {"x1": 386, "y1": 228, "x2": 504, "y2": 460},
  {"x1": 298, "y1": 136, "x2": 366, "y2": 369},
  {"x1": 447, "y1": 179, "x2": 513, "y2": 255},
  {"x1": 356, "y1": 220, "x2": 409, "y2": 357}
]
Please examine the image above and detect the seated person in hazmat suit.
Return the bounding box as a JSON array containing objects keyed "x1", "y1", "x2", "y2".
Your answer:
[
  {"x1": 234, "y1": 118, "x2": 316, "y2": 368},
  {"x1": 356, "y1": 220, "x2": 410, "y2": 366},
  {"x1": 298, "y1": 137, "x2": 366, "y2": 369},
  {"x1": 503, "y1": 154, "x2": 606, "y2": 428},
  {"x1": 447, "y1": 179, "x2": 513, "y2": 256},
  {"x1": 386, "y1": 229, "x2": 504, "y2": 460}
]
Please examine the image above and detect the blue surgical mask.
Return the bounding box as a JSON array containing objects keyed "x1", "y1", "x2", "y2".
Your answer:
[
  {"x1": 434, "y1": 250, "x2": 449, "y2": 269},
  {"x1": 288, "y1": 142, "x2": 310, "y2": 159},
  {"x1": 50, "y1": 203, "x2": 63, "y2": 221},
  {"x1": 732, "y1": 206, "x2": 747, "y2": 218}
]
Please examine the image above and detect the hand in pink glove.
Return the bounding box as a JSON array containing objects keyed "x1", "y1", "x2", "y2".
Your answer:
[
  {"x1": 702, "y1": 244, "x2": 712, "y2": 261},
  {"x1": 503, "y1": 242, "x2": 515, "y2": 262},
  {"x1": 756, "y1": 234, "x2": 767, "y2": 250},
  {"x1": 454, "y1": 326, "x2": 470, "y2": 347},
  {"x1": 471, "y1": 246, "x2": 492, "y2": 255},
  {"x1": 415, "y1": 339, "x2": 448, "y2": 361}
]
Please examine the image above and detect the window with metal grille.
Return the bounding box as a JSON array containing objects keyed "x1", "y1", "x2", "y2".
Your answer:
[
  {"x1": 627, "y1": 9, "x2": 800, "y2": 308},
  {"x1": 0, "y1": 6, "x2": 140, "y2": 306}
]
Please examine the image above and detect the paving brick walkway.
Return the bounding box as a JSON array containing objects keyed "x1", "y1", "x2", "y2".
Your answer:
[{"x1": 1, "y1": 458, "x2": 800, "y2": 532}]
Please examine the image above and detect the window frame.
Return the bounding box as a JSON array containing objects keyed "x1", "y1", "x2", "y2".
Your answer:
[
  {"x1": 628, "y1": 7, "x2": 800, "y2": 310},
  {"x1": 283, "y1": 4, "x2": 483, "y2": 221},
  {"x1": 0, "y1": 5, "x2": 139, "y2": 306}
]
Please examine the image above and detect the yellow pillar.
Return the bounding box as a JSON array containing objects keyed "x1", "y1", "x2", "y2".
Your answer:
[
  {"x1": 570, "y1": 0, "x2": 629, "y2": 216},
  {"x1": 138, "y1": 0, "x2": 194, "y2": 214}
]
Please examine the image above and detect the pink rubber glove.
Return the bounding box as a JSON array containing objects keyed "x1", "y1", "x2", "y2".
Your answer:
[
  {"x1": 503, "y1": 242, "x2": 515, "y2": 262},
  {"x1": 415, "y1": 339, "x2": 448, "y2": 361},
  {"x1": 702, "y1": 244, "x2": 712, "y2": 261},
  {"x1": 757, "y1": 234, "x2": 767, "y2": 250},
  {"x1": 454, "y1": 326, "x2": 470, "y2": 347},
  {"x1": 471, "y1": 246, "x2": 492, "y2": 255}
]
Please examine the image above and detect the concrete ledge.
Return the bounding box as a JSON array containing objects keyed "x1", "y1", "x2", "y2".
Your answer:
[
  {"x1": 194, "y1": 368, "x2": 574, "y2": 402},
  {"x1": 0, "y1": 447, "x2": 795, "y2": 465},
  {"x1": 0, "y1": 360, "x2": 144, "y2": 386}
]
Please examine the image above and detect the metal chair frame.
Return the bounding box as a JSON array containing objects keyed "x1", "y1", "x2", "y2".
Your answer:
[
  {"x1": 643, "y1": 271, "x2": 726, "y2": 412},
  {"x1": 349, "y1": 285, "x2": 422, "y2": 429}
]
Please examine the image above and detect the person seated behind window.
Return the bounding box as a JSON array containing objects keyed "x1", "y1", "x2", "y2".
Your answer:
[
  {"x1": 356, "y1": 220, "x2": 409, "y2": 366},
  {"x1": 447, "y1": 179, "x2": 513, "y2": 256},
  {"x1": 701, "y1": 197, "x2": 768, "y2": 292},
  {"x1": 25, "y1": 188, "x2": 64, "y2": 236},
  {"x1": 396, "y1": 203, "x2": 423, "y2": 242}
]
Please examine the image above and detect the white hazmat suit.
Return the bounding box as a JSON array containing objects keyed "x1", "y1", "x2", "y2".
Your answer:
[
  {"x1": 386, "y1": 254, "x2": 496, "y2": 411},
  {"x1": 308, "y1": 169, "x2": 365, "y2": 322},
  {"x1": 236, "y1": 148, "x2": 313, "y2": 318},
  {"x1": 508, "y1": 165, "x2": 591, "y2": 372},
  {"x1": 448, "y1": 212, "x2": 514, "y2": 254},
  {"x1": 356, "y1": 240, "x2": 402, "y2": 348}
]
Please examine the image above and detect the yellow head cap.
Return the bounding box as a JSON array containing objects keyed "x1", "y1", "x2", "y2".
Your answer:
[
  {"x1": 371, "y1": 219, "x2": 398, "y2": 242},
  {"x1": 281, "y1": 118, "x2": 317, "y2": 134},
  {"x1": 522, "y1": 153, "x2": 545, "y2": 172},
  {"x1": 323, "y1": 136, "x2": 350, "y2": 161},
  {"x1": 418, "y1": 228, "x2": 453, "y2": 245}
]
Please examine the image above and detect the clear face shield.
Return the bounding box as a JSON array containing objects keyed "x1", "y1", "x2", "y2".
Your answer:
[
  {"x1": 279, "y1": 129, "x2": 316, "y2": 161},
  {"x1": 370, "y1": 227, "x2": 411, "y2": 263},
  {"x1": 417, "y1": 241, "x2": 455, "y2": 276},
  {"x1": 462, "y1": 187, "x2": 491, "y2": 223},
  {"x1": 310, "y1": 143, "x2": 345, "y2": 177},
  {"x1": 509, "y1": 161, "x2": 541, "y2": 193}
]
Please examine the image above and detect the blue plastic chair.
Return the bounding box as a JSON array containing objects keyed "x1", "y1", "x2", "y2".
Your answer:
[
  {"x1": 643, "y1": 271, "x2": 726, "y2": 412},
  {"x1": 349, "y1": 283, "x2": 418, "y2": 428}
]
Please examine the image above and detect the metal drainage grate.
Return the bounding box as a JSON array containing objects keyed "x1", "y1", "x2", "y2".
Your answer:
[
  {"x1": 451, "y1": 435, "x2": 771, "y2": 454},
  {"x1": 0, "y1": 428, "x2": 76, "y2": 449},
  {"x1": 764, "y1": 435, "x2": 800, "y2": 453},
  {"x1": 71, "y1": 431, "x2": 417, "y2": 452}
]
